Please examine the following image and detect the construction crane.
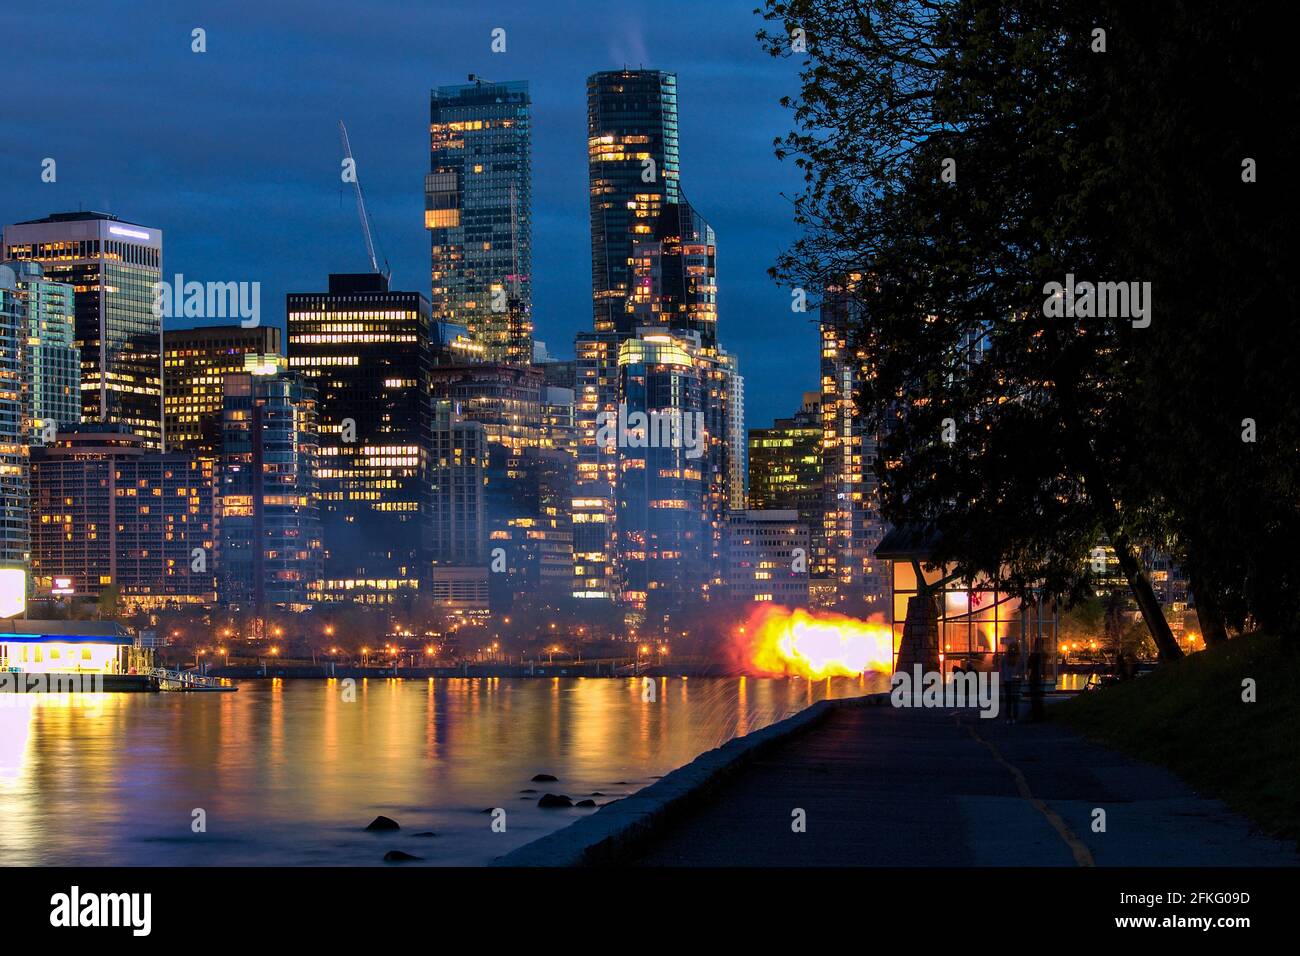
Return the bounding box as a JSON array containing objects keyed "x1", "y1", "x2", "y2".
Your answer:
[{"x1": 338, "y1": 119, "x2": 390, "y2": 282}]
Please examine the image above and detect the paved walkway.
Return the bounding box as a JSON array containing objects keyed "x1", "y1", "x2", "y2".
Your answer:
[{"x1": 629, "y1": 704, "x2": 1299, "y2": 866}]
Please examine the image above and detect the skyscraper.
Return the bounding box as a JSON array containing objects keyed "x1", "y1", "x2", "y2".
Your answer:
[
  {"x1": 286, "y1": 273, "x2": 431, "y2": 603},
  {"x1": 219, "y1": 369, "x2": 322, "y2": 611},
  {"x1": 3, "y1": 212, "x2": 163, "y2": 448},
  {"x1": 575, "y1": 73, "x2": 742, "y2": 619},
  {"x1": 0, "y1": 267, "x2": 28, "y2": 573},
  {"x1": 821, "y1": 281, "x2": 889, "y2": 612},
  {"x1": 430, "y1": 398, "x2": 486, "y2": 567},
  {"x1": 5, "y1": 260, "x2": 80, "y2": 440},
  {"x1": 587, "y1": 70, "x2": 679, "y2": 334},
  {"x1": 427, "y1": 78, "x2": 532, "y2": 365},
  {"x1": 624, "y1": 198, "x2": 716, "y2": 343},
  {"x1": 164, "y1": 324, "x2": 282, "y2": 454}
]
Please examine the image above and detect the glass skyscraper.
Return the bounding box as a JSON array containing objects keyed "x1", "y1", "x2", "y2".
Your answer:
[
  {"x1": 5, "y1": 260, "x2": 80, "y2": 440},
  {"x1": 587, "y1": 70, "x2": 680, "y2": 335},
  {"x1": 426, "y1": 78, "x2": 532, "y2": 365},
  {"x1": 0, "y1": 266, "x2": 28, "y2": 572},
  {"x1": 3, "y1": 211, "x2": 163, "y2": 448}
]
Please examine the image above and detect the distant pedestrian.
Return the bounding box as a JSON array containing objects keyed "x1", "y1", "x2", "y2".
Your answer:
[
  {"x1": 1027, "y1": 641, "x2": 1044, "y2": 722},
  {"x1": 1000, "y1": 642, "x2": 1022, "y2": 724}
]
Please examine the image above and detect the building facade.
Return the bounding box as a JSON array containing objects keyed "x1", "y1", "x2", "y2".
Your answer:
[
  {"x1": 6, "y1": 260, "x2": 80, "y2": 441},
  {"x1": 427, "y1": 79, "x2": 532, "y2": 365},
  {"x1": 749, "y1": 392, "x2": 823, "y2": 562},
  {"x1": 164, "y1": 324, "x2": 282, "y2": 454},
  {"x1": 0, "y1": 266, "x2": 28, "y2": 574},
  {"x1": 587, "y1": 69, "x2": 680, "y2": 334},
  {"x1": 820, "y1": 281, "x2": 890, "y2": 611},
  {"x1": 286, "y1": 273, "x2": 431, "y2": 603},
  {"x1": 218, "y1": 370, "x2": 322, "y2": 611},
  {"x1": 3, "y1": 212, "x2": 163, "y2": 448},
  {"x1": 29, "y1": 425, "x2": 216, "y2": 608},
  {"x1": 430, "y1": 398, "x2": 486, "y2": 568},
  {"x1": 725, "y1": 510, "x2": 810, "y2": 606}
]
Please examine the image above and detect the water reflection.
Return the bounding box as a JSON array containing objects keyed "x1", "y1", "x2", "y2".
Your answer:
[{"x1": 0, "y1": 675, "x2": 885, "y2": 866}]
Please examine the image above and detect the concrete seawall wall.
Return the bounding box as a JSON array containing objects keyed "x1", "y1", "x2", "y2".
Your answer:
[{"x1": 494, "y1": 692, "x2": 890, "y2": 867}]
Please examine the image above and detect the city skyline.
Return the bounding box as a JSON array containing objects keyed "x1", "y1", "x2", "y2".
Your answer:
[{"x1": 0, "y1": 0, "x2": 812, "y2": 431}]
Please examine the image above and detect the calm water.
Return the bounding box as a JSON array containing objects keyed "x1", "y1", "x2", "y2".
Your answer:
[{"x1": 0, "y1": 675, "x2": 884, "y2": 866}]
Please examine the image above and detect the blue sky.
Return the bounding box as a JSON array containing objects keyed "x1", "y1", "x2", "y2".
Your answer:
[{"x1": 1, "y1": 0, "x2": 818, "y2": 428}]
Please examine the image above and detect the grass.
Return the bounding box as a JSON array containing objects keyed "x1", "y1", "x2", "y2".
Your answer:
[{"x1": 1055, "y1": 632, "x2": 1300, "y2": 846}]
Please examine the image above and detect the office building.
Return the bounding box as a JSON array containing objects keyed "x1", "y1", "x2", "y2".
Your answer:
[
  {"x1": 4, "y1": 260, "x2": 80, "y2": 440},
  {"x1": 749, "y1": 392, "x2": 823, "y2": 554},
  {"x1": 164, "y1": 324, "x2": 281, "y2": 454},
  {"x1": 430, "y1": 399, "x2": 486, "y2": 568},
  {"x1": 427, "y1": 78, "x2": 532, "y2": 365},
  {"x1": 286, "y1": 273, "x2": 431, "y2": 603},
  {"x1": 0, "y1": 267, "x2": 28, "y2": 573},
  {"x1": 219, "y1": 369, "x2": 322, "y2": 611},
  {"x1": 3, "y1": 212, "x2": 163, "y2": 447}
]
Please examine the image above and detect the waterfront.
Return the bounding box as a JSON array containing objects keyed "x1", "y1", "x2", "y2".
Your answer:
[{"x1": 0, "y1": 675, "x2": 884, "y2": 866}]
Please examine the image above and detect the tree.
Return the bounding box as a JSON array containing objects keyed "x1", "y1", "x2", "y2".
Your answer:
[
  {"x1": 1099, "y1": 2, "x2": 1300, "y2": 640},
  {"x1": 759, "y1": 0, "x2": 1297, "y2": 655},
  {"x1": 97, "y1": 584, "x2": 120, "y2": 621},
  {"x1": 759, "y1": 0, "x2": 1182, "y2": 659}
]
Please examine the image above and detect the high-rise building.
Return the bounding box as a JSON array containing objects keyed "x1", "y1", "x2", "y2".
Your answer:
[
  {"x1": 430, "y1": 399, "x2": 486, "y2": 567},
  {"x1": 541, "y1": 385, "x2": 576, "y2": 458},
  {"x1": 576, "y1": 76, "x2": 745, "y2": 618},
  {"x1": 0, "y1": 267, "x2": 28, "y2": 574},
  {"x1": 725, "y1": 510, "x2": 810, "y2": 606},
  {"x1": 489, "y1": 446, "x2": 575, "y2": 611},
  {"x1": 749, "y1": 392, "x2": 823, "y2": 555},
  {"x1": 4, "y1": 260, "x2": 80, "y2": 441},
  {"x1": 286, "y1": 273, "x2": 431, "y2": 603},
  {"x1": 219, "y1": 369, "x2": 322, "y2": 611},
  {"x1": 587, "y1": 70, "x2": 680, "y2": 334},
  {"x1": 3, "y1": 212, "x2": 163, "y2": 447},
  {"x1": 428, "y1": 363, "x2": 542, "y2": 454},
  {"x1": 821, "y1": 281, "x2": 889, "y2": 611},
  {"x1": 164, "y1": 325, "x2": 282, "y2": 454},
  {"x1": 428, "y1": 362, "x2": 555, "y2": 611},
  {"x1": 726, "y1": 368, "x2": 747, "y2": 510},
  {"x1": 624, "y1": 198, "x2": 716, "y2": 344},
  {"x1": 612, "y1": 328, "x2": 736, "y2": 614},
  {"x1": 29, "y1": 425, "x2": 216, "y2": 608},
  {"x1": 427, "y1": 78, "x2": 532, "y2": 365},
  {"x1": 432, "y1": 318, "x2": 485, "y2": 365}
]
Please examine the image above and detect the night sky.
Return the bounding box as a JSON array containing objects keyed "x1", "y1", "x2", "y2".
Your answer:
[{"x1": 1, "y1": 0, "x2": 817, "y2": 429}]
